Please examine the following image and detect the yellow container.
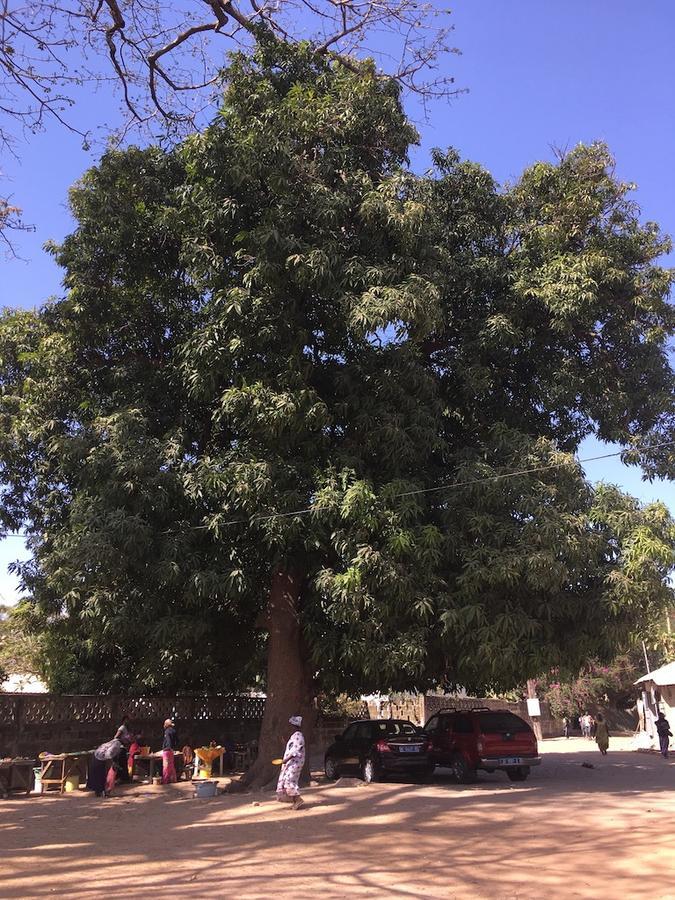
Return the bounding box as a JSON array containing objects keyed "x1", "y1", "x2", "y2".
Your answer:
[
  {"x1": 64, "y1": 774, "x2": 79, "y2": 792},
  {"x1": 198, "y1": 768, "x2": 210, "y2": 779}
]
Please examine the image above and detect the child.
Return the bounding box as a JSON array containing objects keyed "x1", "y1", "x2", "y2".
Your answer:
[{"x1": 181, "y1": 743, "x2": 195, "y2": 780}]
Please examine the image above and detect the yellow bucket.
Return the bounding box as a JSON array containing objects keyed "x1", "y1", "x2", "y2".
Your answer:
[
  {"x1": 198, "y1": 768, "x2": 210, "y2": 779},
  {"x1": 64, "y1": 774, "x2": 80, "y2": 793}
]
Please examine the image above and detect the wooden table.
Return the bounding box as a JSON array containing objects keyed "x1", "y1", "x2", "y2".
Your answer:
[
  {"x1": 133, "y1": 751, "x2": 185, "y2": 781},
  {"x1": 0, "y1": 759, "x2": 34, "y2": 798},
  {"x1": 39, "y1": 752, "x2": 90, "y2": 794}
]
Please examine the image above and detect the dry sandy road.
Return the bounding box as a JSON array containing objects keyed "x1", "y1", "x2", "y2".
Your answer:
[{"x1": 1, "y1": 737, "x2": 674, "y2": 899}]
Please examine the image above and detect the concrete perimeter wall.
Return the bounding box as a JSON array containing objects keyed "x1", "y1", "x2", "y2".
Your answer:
[
  {"x1": 0, "y1": 693, "x2": 266, "y2": 759},
  {"x1": 0, "y1": 693, "x2": 364, "y2": 760},
  {"x1": 7, "y1": 691, "x2": 630, "y2": 761}
]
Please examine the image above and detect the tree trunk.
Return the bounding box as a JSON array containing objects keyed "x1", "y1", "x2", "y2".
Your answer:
[{"x1": 240, "y1": 567, "x2": 316, "y2": 790}]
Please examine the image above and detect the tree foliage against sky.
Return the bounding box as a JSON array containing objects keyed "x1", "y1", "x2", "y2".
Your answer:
[
  {"x1": 1, "y1": 43, "x2": 674, "y2": 724},
  {"x1": 0, "y1": 0, "x2": 459, "y2": 251}
]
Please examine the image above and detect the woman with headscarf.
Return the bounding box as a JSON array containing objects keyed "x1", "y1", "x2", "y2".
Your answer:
[
  {"x1": 162, "y1": 718, "x2": 179, "y2": 784},
  {"x1": 276, "y1": 715, "x2": 305, "y2": 810},
  {"x1": 595, "y1": 713, "x2": 610, "y2": 755},
  {"x1": 87, "y1": 739, "x2": 122, "y2": 797}
]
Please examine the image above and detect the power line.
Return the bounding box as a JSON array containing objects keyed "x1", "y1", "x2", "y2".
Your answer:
[{"x1": 2, "y1": 437, "x2": 673, "y2": 539}]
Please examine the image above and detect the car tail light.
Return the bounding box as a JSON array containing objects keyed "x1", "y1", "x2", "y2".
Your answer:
[
  {"x1": 376, "y1": 739, "x2": 392, "y2": 753},
  {"x1": 422, "y1": 740, "x2": 432, "y2": 752}
]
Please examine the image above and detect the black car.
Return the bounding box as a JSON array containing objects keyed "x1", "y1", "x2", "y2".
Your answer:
[{"x1": 324, "y1": 719, "x2": 433, "y2": 783}]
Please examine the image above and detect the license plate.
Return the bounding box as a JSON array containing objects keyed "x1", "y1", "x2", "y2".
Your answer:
[
  {"x1": 498, "y1": 757, "x2": 523, "y2": 766},
  {"x1": 399, "y1": 745, "x2": 421, "y2": 753}
]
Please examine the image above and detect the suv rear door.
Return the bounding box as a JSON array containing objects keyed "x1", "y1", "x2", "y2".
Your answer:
[
  {"x1": 477, "y1": 711, "x2": 536, "y2": 761},
  {"x1": 452, "y1": 713, "x2": 479, "y2": 767}
]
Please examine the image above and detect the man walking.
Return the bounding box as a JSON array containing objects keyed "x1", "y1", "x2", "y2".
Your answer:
[{"x1": 655, "y1": 711, "x2": 672, "y2": 759}]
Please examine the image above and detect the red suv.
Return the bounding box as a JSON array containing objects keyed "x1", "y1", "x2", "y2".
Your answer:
[{"x1": 423, "y1": 707, "x2": 541, "y2": 782}]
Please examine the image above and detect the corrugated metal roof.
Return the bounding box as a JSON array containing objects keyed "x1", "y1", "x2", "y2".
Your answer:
[{"x1": 635, "y1": 661, "x2": 675, "y2": 686}]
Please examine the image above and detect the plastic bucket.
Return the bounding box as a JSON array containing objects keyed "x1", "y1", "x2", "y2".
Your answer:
[
  {"x1": 193, "y1": 780, "x2": 218, "y2": 799},
  {"x1": 198, "y1": 768, "x2": 211, "y2": 779},
  {"x1": 64, "y1": 774, "x2": 79, "y2": 793}
]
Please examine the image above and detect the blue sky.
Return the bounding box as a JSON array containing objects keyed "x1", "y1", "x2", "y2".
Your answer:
[{"x1": 1, "y1": 0, "x2": 674, "y2": 602}]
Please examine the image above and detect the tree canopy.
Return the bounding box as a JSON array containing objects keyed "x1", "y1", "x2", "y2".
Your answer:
[
  {"x1": 1, "y1": 1, "x2": 458, "y2": 251},
  {"x1": 1, "y1": 42, "x2": 675, "y2": 780}
]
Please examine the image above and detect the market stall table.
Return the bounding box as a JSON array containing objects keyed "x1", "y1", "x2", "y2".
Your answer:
[
  {"x1": 39, "y1": 752, "x2": 90, "y2": 794},
  {"x1": 0, "y1": 758, "x2": 34, "y2": 798},
  {"x1": 194, "y1": 745, "x2": 225, "y2": 777}
]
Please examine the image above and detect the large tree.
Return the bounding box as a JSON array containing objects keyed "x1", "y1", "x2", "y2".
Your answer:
[{"x1": 1, "y1": 42, "x2": 675, "y2": 785}]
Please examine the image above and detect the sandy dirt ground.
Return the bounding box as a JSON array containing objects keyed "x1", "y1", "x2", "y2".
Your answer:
[{"x1": 1, "y1": 736, "x2": 674, "y2": 899}]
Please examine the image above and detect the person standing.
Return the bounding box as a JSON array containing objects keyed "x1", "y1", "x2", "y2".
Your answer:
[
  {"x1": 562, "y1": 716, "x2": 570, "y2": 739},
  {"x1": 114, "y1": 714, "x2": 133, "y2": 783},
  {"x1": 276, "y1": 715, "x2": 306, "y2": 810},
  {"x1": 655, "y1": 712, "x2": 673, "y2": 759},
  {"x1": 595, "y1": 714, "x2": 610, "y2": 755},
  {"x1": 581, "y1": 713, "x2": 592, "y2": 739},
  {"x1": 162, "y1": 718, "x2": 179, "y2": 784}
]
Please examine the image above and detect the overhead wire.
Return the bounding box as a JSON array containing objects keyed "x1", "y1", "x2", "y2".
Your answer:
[{"x1": 1, "y1": 437, "x2": 674, "y2": 539}]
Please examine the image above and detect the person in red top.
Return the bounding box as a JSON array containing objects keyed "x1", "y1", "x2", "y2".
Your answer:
[{"x1": 127, "y1": 734, "x2": 144, "y2": 777}]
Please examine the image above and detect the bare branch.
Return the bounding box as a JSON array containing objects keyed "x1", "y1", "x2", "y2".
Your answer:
[{"x1": 0, "y1": 0, "x2": 461, "y2": 242}]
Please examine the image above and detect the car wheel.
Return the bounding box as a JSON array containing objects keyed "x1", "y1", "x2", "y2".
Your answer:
[
  {"x1": 450, "y1": 754, "x2": 476, "y2": 784},
  {"x1": 420, "y1": 764, "x2": 435, "y2": 783},
  {"x1": 362, "y1": 758, "x2": 380, "y2": 784},
  {"x1": 506, "y1": 766, "x2": 530, "y2": 782},
  {"x1": 324, "y1": 757, "x2": 338, "y2": 781}
]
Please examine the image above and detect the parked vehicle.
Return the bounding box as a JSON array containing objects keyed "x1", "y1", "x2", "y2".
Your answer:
[
  {"x1": 324, "y1": 719, "x2": 434, "y2": 783},
  {"x1": 423, "y1": 707, "x2": 541, "y2": 782}
]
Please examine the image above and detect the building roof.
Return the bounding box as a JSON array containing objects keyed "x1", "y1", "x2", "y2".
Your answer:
[{"x1": 635, "y1": 661, "x2": 675, "y2": 687}]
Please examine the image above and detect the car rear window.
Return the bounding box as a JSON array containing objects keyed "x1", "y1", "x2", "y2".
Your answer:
[
  {"x1": 478, "y1": 712, "x2": 531, "y2": 734},
  {"x1": 373, "y1": 721, "x2": 418, "y2": 736}
]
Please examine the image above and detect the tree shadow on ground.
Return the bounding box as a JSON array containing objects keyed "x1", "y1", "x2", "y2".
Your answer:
[{"x1": 1, "y1": 745, "x2": 673, "y2": 898}]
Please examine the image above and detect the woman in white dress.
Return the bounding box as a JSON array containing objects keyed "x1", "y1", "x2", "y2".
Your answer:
[{"x1": 276, "y1": 715, "x2": 305, "y2": 810}]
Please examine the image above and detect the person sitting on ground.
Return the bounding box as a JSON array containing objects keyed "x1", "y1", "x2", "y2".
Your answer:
[
  {"x1": 181, "y1": 743, "x2": 195, "y2": 780},
  {"x1": 655, "y1": 711, "x2": 673, "y2": 759}
]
